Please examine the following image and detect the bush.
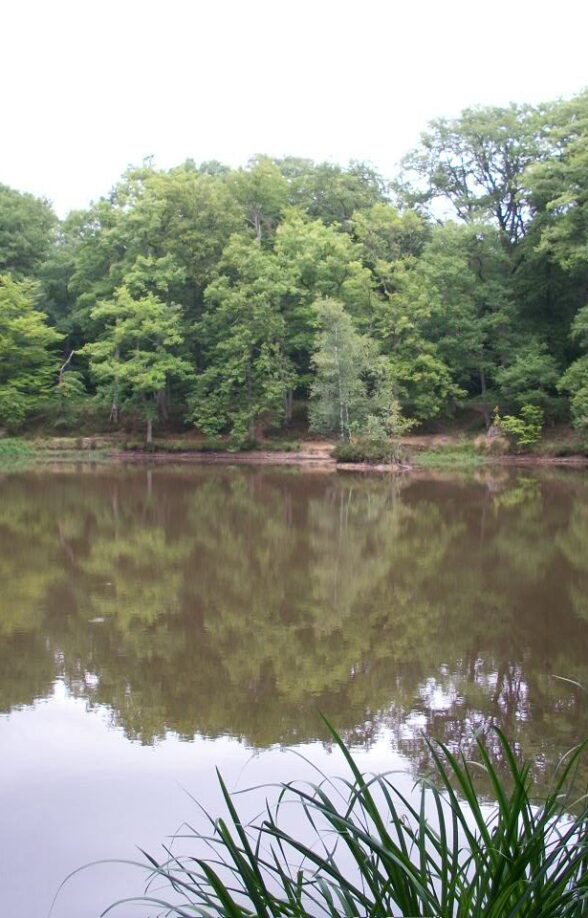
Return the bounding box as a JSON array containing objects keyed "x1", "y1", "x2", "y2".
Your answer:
[
  {"x1": 495, "y1": 405, "x2": 544, "y2": 452},
  {"x1": 473, "y1": 433, "x2": 510, "y2": 456},
  {"x1": 261, "y1": 440, "x2": 302, "y2": 452},
  {"x1": 539, "y1": 438, "x2": 588, "y2": 458},
  {"x1": 230, "y1": 437, "x2": 260, "y2": 452},
  {"x1": 122, "y1": 437, "x2": 228, "y2": 453},
  {"x1": 333, "y1": 438, "x2": 406, "y2": 464}
]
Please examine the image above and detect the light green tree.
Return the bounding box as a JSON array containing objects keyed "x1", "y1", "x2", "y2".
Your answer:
[
  {"x1": 274, "y1": 212, "x2": 378, "y2": 403},
  {"x1": 309, "y1": 298, "x2": 407, "y2": 441},
  {"x1": 82, "y1": 286, "x2": 193, "y2": 442},
  {"x1": 0, "y1": 274, "x2": 62, "y2": 427}
]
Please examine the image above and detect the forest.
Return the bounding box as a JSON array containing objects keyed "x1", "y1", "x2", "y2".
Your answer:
[{"x1": 2, "y1": 89, "x2": 588, "y2": 445}]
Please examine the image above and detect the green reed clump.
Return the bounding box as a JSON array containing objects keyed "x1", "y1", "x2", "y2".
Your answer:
[
  {"x1": 333, "y1": 438, "x2": 407, "y2": 464},
  {"x1": 0, "y1": 437, "x2": 34, "y2": 468},
  {"x1": 99, "y1": 725, "x2": 588, "y2": 917},
  {"x1": 0, "y1": 437, "x2": 33, "y2": 456},
  {"x1": 414, "y1": 441, "x2": 485, "y2": 469}
]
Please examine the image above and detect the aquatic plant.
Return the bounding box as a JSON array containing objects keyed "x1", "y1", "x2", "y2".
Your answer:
[{"x1": 101, "y1": 724, "x2": 588, "y2": 917}]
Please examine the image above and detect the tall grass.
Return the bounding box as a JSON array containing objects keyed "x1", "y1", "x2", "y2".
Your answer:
[
  {"x1": 413, "y1": 442, "x2": 486, "y2": 470},
  {"x1": 100, "y1": 724, "x2": 588, "y2": 917},
  {"x1": 0, "y1": 437, "x2": 34, "y2": 468}
]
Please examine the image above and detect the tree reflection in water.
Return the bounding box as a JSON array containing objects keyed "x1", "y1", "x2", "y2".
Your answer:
[{"x1": 0, "y1": 466, "x2": 587, "y2": 788}]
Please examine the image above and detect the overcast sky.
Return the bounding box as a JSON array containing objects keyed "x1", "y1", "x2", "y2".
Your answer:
[{"x1": 2, "y1": 0, "x2": 587, "y2": 215}]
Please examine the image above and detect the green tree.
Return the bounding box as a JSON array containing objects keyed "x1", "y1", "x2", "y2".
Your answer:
[
  {"x1": 192, "y1": 236, "x2": 295, "y2": 440},
  {"x1": 557, "y1": 305, "x2": 588, "y2": 429},
  {"x1": 399, "y1": 103, "x2": 545, "y2": 245},
  {"x1": 0, "y1": 184, "x2": 56, "y2": 279},
  {"x1": 0, "y1": 274, "x2": 62, "y2": 427},
  {"x1": 351, "y1": 202, "x2": 429, "y2": 292},
  {"x1": 309, "y1": 298, "x2": 400, "y2": 440},
  {"x1": 274, "y1": 212, "x2": 378, "y2": 401},
  {"x1": 278, "y1": 158, "x2": 388, "y2": 225},
  {"x1": 82, "y1": 286, "x2": 193, "y2": 441},
  {"x1": 495, "y1": 340, "x2": 560, "y2": 411},
  {"x1": 525, "y1": 91, "x2": 588, "y2": 273},
  {"x1": 231, "y1": 156, "x2": 289, "y2": 243}
]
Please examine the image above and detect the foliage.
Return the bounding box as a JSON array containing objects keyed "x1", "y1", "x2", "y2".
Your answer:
[
  {"x1": 333, "y1": 438, "x2": 406, "y2": 464},
  {"x1": 495, "y1": 405, "x2": 544, "y2": 451},
  {"x1": 4, "y1": 90, "x2": 588, "y2": 438},
  {"x1": 398, "y1": 103, "x2": 544, "y2": 244},
  {"x1": 558, "y1": 307, "x2": 588, "y2": 430},
  {"x1": 0, "y1": 274, "x2": 62, "y2": 428},
  {"x1": 191, "y1": 235, "x2": 295, "y2": 441},
  {"x1": 82, "y1": 285, "x2": 193, "y2": 441},
  {"x1": 414, "y1": 441, "x2": 487, "y2": 468},
  {"x1": 103, "y1": 726, "x2": 588, "y2": 917},
  {"x1": 559, "y1": 358, "x2": 588, "y2": 430},
  {"x1": 495, "y1": 340, "x2": 560, "y2": 412},
  {"x1": 0, "y1": 183, "x2": 56, "y2": 278},
  {"x1": 0, "y1": 438, "x2": 34, "y2": 469},
  {"x1": 309, "y1": 298, "x2": 411, "y2": 441}
]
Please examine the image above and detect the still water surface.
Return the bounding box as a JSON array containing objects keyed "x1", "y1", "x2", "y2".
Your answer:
[{"x1": 1, "y1": 465, "x2": 587, "y2": 915}]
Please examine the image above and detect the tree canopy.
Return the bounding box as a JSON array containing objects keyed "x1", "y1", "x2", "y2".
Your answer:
[{"x1": 3, "y1": 89, "x2": 588, "y2": 438}]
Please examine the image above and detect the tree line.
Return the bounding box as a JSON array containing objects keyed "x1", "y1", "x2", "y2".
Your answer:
[{"x1": 2, "y1": 88, "x2": 588, "y2": 442}]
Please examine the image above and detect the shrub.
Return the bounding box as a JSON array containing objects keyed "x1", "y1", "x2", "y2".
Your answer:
[
  {"x1": 230, "y1": 436, "x2": 260, "y2": 452},
  {"x1": 473, "y1": 433, "x2": 510, "y2": 456},
  {"x1": 333, "y1": 438, "x2": 406, "y2": 464},
  {"x1": 495, "y1": 405, "x2": 544, "y2": 452}
]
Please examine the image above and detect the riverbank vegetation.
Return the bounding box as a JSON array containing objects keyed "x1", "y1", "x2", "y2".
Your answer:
[
  {"x1": 101, "y1": 726, "x2": 588, "y2": 917},
  {"x1": 2, "y1": 90, "x2": 588, "y2": 449}
]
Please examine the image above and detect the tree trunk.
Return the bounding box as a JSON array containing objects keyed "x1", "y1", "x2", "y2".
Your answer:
[
  {"x1": 146, "y1": 416, "x2": 153, "y2": 444},
  {"x1": 156, "y1": 388, "x2": 168, "y2": 421},
  {"x1": 246, "y1": 356, "x2": 255, "y2": 440},
  {"x1": 58, "y1": 350, "x2": 75, "y2": 386},
  {"x1": 110, "y1": 347, "x2": 121, "y2": 424},
  {"x1": 285, "y1": 388, "x2": 293, "y2": 423},
  {"x1": 252, "y1": 209, "x2": 262, "y2": 243},
  {"x1": 479, "y1": 366, "x2": 490, "y2": 429}
]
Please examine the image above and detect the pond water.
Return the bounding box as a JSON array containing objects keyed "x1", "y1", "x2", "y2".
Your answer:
[{"x1": 1, "y1": 465, "x2": 587, "y2": 916}]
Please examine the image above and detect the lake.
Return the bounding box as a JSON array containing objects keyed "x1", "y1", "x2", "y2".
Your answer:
[{"x1": 1, "y1": 464, "x2": 587, "y2": 916}]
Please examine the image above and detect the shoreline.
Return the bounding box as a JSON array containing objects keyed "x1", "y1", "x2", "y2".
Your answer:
[
  {"x1": 3, "y1": 435, "x2": 588, "y2": 472},
  {"x1": 111, "y1": 448, "x2": 588, "y2": 471}
]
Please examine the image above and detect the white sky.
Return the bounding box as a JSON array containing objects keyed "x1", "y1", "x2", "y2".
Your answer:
[{"x1": 2, "y1": 0, "x2": 587, "y2": 216}]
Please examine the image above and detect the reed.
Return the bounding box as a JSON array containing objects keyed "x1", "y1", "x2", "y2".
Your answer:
[{"x1": 102, "y1": 723, "x2": 588, "y2": 917}]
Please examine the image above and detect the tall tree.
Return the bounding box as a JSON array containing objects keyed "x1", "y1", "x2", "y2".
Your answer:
[
  {"x1": 192, "y1": 236, "x2": 294, "y2": 440},
  {"x1": 309, "y1": 298, "x2": 398, "y2": 440},
  {"x1": 0, "y1": 184, "x2": 56, "y2": 279},
  {"x1": 0, "y1": 274, "x2": 62, "y2": 427},
  {"x1": 274, "y1": 212, "x2": 377, "y2": 392},
  {"x1": 399, "y1": 104, "x2": 545, "y2": 245},
  {"x1": 231, "y1": 156, "x2": 289, "y2": 243},
  {"x1": 278, "y1": 158, "x2": 388, "y2": 225},
  {"x1": 82, "y1": 286, "x2": 193, "y2": 442},
  {"x1": 525, "y1": 90, "x2": 588, "y2": 274}
]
